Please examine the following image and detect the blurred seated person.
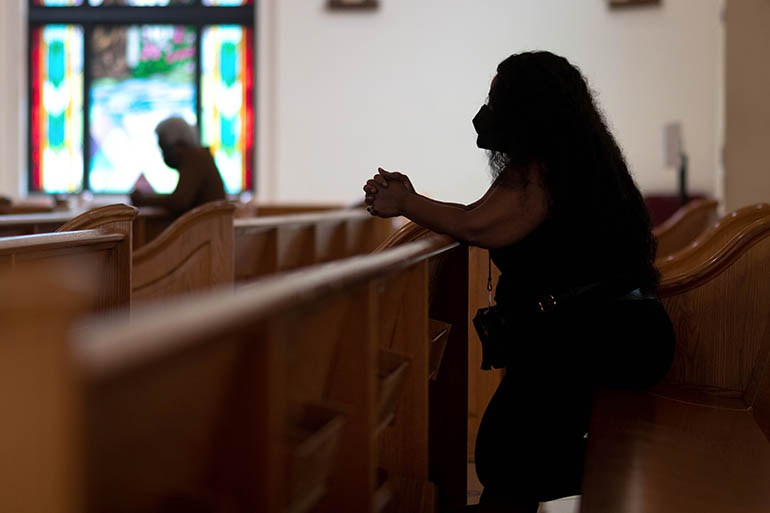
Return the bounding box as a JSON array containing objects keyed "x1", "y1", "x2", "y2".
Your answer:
[{"x1": 130, "y1": 116, "x2": 226, "y2": 217}]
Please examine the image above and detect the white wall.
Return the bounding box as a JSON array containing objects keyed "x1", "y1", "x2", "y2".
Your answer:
[
  {"x1": 0, "y1": 0, "x2": 26, "y2": 199},
  {"x1": 0, "y1": 0, "x2": 722, "y2": 204},
  {"x1": 259, "y1": 0, "x2": 723, "y2": 205}
]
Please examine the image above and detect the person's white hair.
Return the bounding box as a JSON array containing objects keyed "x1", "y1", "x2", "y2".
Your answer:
[{"x1": 155, "y1": 116, "x2": 199, "y2": 147}]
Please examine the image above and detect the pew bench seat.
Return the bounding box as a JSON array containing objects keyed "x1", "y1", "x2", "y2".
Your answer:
[
  {"x1": 581, "y1": 387, "x2": 770, "y2": 513},
  {"x1": 581, "y1": 205, "x2": 770, "y2": 513}
]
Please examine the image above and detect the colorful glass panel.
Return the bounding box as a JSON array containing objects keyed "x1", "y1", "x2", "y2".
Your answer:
[
  {"x1": 89, "y1": 25, "x2": 196, "y2": 193},
  {"x1": 30, "y1": 25, "x2": 84, "y2": 193},
  {"x1": 33, "y1": 0, "x2": 84, "y2": 6},
  {"x1": 201, "y1": 25, "x2": 253, "y2": 193},
  {"x1": 203, "y1": 0, "x2": 254, "y2": 6}
]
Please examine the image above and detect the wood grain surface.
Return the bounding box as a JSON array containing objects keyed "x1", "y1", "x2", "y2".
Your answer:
[
  {"x1": 132, "y1": 200, "x2": 235, "y2": 302},
  {"x1": 653, "y1": 198, "x2": 719, "y2": 260},
  {"x1": 582, "y1": 202, "x2": 770, "y2": 513}
]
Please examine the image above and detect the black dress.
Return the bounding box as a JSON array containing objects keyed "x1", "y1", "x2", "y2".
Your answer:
[{"x1": 474, "y1": 211, "x2": 675, "y2": 508}]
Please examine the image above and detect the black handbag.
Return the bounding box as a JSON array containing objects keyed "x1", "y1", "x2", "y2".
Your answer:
[
  {"x1": 473, "y1": 255, "x2": 518, "y2": 370},
  {"x1": 472, "y1": 254, "x2": 649, "y2": 371},
  {"x1": 473, "y1": 304, "x2": 514, "y2": 370}
]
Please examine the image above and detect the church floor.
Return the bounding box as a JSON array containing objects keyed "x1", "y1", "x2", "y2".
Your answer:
[{"x1": 467, "y1": 463, "x2": 580, "y2": 513}]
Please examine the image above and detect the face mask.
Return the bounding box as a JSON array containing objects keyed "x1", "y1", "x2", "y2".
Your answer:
[{"x1": 472, "y1": 104, "x2": 508, "y2": 152}]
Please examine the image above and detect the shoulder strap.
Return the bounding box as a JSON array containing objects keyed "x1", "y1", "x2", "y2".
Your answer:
[{"x1": 487, "y1": 253, "x2": 493, "y2": 307}]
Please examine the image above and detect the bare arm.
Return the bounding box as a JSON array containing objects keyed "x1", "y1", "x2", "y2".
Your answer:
[{"x1": 364, "y1": 168, "x2": 548, "y2": 249}]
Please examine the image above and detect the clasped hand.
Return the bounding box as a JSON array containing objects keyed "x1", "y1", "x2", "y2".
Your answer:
[{"x1": 363, "y1": 168, "x2": 415, "y2": 218}]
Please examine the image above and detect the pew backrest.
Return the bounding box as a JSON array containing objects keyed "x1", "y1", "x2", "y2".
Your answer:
[
  {"x1": 132, "y1": 200, "x2": 235, "y2": 302},
  {"x1": 234, "y1": 209, "x2": 396, "y2": 281},
  {"x1": 653, "y1": 198, "x2": 719, "y2": 260},
  {"x1": 234, "y1": 201, "x2": 345, "y2": 218},
  {"x1": 0, "y1": 204, "x2": 136, "y2": 310},
  {"x1": 0, "y1": 211, "x2": 78, "y2": 236},
  {"x1": 374, "y1": 220, "x2": 506, "y2": 465},
  {"x1": 658, "y1": 210, "x2": 770, "y2": 402},
  {"x1": 580, "y1": 207, "x2": 770, "y2": 513},
  {"x1": 656, "y1": 203, "x2": 770, "y2": 275},
  {"x1": 55, "y1": 203, "x2": 138, "y2": 235},
  {"x1": 72, "y1": 234, "x2": 466, "y2": 513},
  {"x1": 0, "y1": 204, "x2": 171, "y2": 249},
  {"x1": 373, "y1": 220, "x2": 432, "y2": 252}
]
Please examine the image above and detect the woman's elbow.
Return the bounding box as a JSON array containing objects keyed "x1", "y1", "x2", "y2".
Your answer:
[
  {"x1": 456, "y1": 221, "x2": 495, "y2": 248},
  {"x1": 459, "y1": 223, "x2": 526, "y2": 249},
  {"x1": 461, "y1": 227, "x2": 484, "y2": 248}
]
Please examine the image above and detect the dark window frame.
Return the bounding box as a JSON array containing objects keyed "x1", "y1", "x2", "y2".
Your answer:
[{"x1": 27, "y1": 1, "x2": 256, "y2": 194}]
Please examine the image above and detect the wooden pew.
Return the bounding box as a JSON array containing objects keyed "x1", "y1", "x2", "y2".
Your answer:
[
  {"x1": 652, "y1": 198, "x2": 719, "y2": 260},
  {"x1": 376, "y1": 222, "x2": 503, "y2": 462},
  {"x1": 375, "y1": 231, "x2": 470, "y2": 511},
  {"x1": 0, "y1": 205, "x2": 170, "y2": 248},
  {"x1": 382, "y1": 204, "x2": 770, "y2": 471},
  {"x1": 656, "y1": 202, "x2": 770, "y2": 272},
  {"x1": 131, "y1": 200, "x2": 236, "y2": 302},
  {"x1": 0, "y1": 210, "x2": 89, "y2": 236},
  {"x1": 1, "y1": 203, "x2": 395, "y2": 297},
  {"x1": 0, "y1": 204, "x2": 136, "y2": 311},
  {"x1": 234, "y1": 209, "x2": 397, "y2": 281},
  {"x1": 234, "y1": 201, "x2": 346, "y2": 218},
  {"x1": 0, "y1": 195, "x2": 58, "y2": 214},
  {"x1": 1, "y1": 234, "x2": 467, "y2": 513},
  {"x1": 580, "y1": 206, "x2": 770, "y2": 513},
  {"x1": 0, "y1": 267, "x2": 100, "y2": 513},
  {"x1": 9, "y1": 202, "x2": 391, "y2": 302}
]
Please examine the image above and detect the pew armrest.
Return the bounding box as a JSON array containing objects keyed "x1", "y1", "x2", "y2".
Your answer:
[{"x1": 580, "y1": 388, "x2": 770, "y2": 513}]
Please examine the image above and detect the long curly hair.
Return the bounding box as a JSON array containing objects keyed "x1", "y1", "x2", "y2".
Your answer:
[{"x1": 487, "y1": 51, "x2": 659, "y2": 292}]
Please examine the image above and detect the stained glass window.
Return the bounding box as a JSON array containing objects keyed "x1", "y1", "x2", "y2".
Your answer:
[
  {"x1": 201, "y1": 25, "x2": 254, "y2": 193},
  {"x1": 89, "y1": 25, "x2": 196, "y2": 193},
  {"x1": 30, "y1": 25, "x2": 84, "y2": 193},
  {"x1": 34, "y1": 0, "x2": 84, "y2": 6},
  {"x1": 28, "y1": 2, "x2": 254, "y2": 195},
  {"x1": 203, "y1": 0, "x2": 254, "y2": 6}
]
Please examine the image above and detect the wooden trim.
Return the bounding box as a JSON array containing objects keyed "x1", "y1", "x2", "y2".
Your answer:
[
  {"x1": 131, "y1": 200, "x2": 235, "y2": 302},
  {"x1": 250, "y1": 203, "x2": 347, "y2": 217},
  {"x1": 55, "y1": 204, "x2": 138, "y2": 233},
  {"x1": 234, "y1": 211, "x2": 397, "y2": 281},
  {"x1": 234, "y1": 209, "x2": 371, "y2": 233},
  {"x1": 54, "y1": 204, "x2": 136, "y2": 310},
  {"x1": 0, "y1": 211, "x2": 74, "y2": 228},
  {"x1": 0, "y1": 230, "x2": 124, "y2": 253},
  {"x1": 659, "y1": 208, "x2": 770, "y2": 295},
  {"x1": 653, "y1": 199, "x2": 719, "y2": 259},
  {"x1": 372, "y1": 221, "x2": 433, "y2": 252},
  {"x1": 133, "y1": 201, "x2": 236, "y2": 263},
  {"x1": 653, "y1": 199, "x2": 718, "y2": 235},
  {"x1": 658, "y1": 203, "x2": 770, "y2": 271},
  {"x1": 76, "y1": 236, "x2": 457, "y2": 378}
]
